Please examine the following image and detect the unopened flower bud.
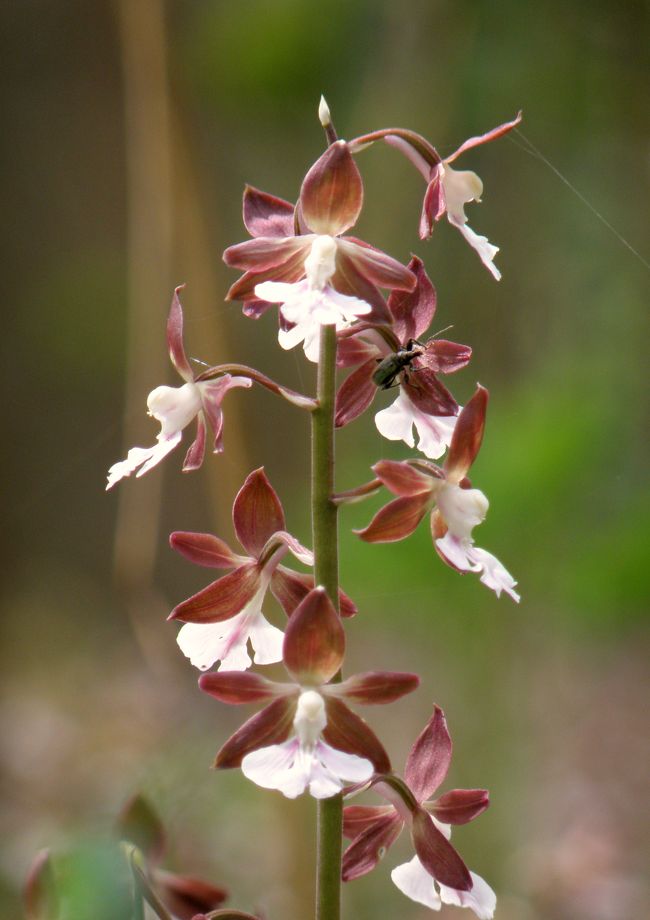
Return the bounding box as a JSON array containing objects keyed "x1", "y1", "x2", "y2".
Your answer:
[{"x1": 319, "y1": 95, "x2": 332, "y2": 127}]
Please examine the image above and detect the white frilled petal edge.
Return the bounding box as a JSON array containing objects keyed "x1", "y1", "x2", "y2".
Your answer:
[
  {"x1": 176, "y1": 581, "x2": 284, "y2": 671},
  {"x1": 375, "y1": 391, "x2": 457, "y2": 460},
  {"x1": 441, "y1": 163, "x2": 501, "y2": 281},
  {"x1": 435, "y1": 533, "x2": 520, "y2": 602},
  {"x1": 391, "y1": 856, "x2": 496, "y2": 920},
  {"x1": 241, "y1": 737, "x2": 373, "y2": 800},
  {"x1": 255, "y1": 279, "x2": 371, "y2": 363}
]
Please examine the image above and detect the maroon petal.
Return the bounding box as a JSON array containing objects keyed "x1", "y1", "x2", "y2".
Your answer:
[
  {"x1": 389, "y1": 256, "x2": 437, "y2": 343},
  {"x1": 411, "y1": 808, "x2": 472, "y2": 890},
  {"x1": 446, "y1": 111, "x2": 523, "y2": 163},
  {"x1": 341, "y1": 812, "x2": 403, "y2": 881},
  {"x1": 331, "y1": 256, "x2": 392, "y2": 325},
  {"x1": 225, "y1": 248, "x2": 306, "y2": 302},
  {"x1": 323, "y1": 697, "x2": 390, "y2": 773},
  {"x1": 373, "y1": 459, "x2": 434, "y2": 496},
  {"x1": 170, "y1": 532, "x2": 240, "y2": 569},
  {"x1": 200, "y1": 375, "x2": 252, "y2": 454},
  {"x1": 403, "y1": 369, "x2": 458, "y2": 416},
  {"x1": 334, "y1": 359, "x2": 377, "y2": 428},
  {"x1": 419, "y1": 166, "x2": 446, "y2": 240},
  {"x1": 338, "y1": 238, "x2": 416, "y2": 292},
  {"x1": 270, "y1": 569, "x2": 357, "y2": 619},
  {"x1": 336, "y1": 334, "x2": 379, "y2": 367},
  {"x1": 355, "y1": 494, "x2": 430, "y2": 543},
  {"x1": 167, "y1": 285, "x2": 193, "y2": 381},
  {"x1": 444, "y1": 385, "x2": 488, "y2": 483},
  {"x1": 343, "y1": 804, "x2": 394, "y2": 838},
  {"x1": 168, "y1": 563, "x2": 261, "y2": 624},
  {"x1": 214, "y1": 697, "x2": 296, "y2": 768},
  {"x1": 116, "y1": 795, "x2": 165, "y2": 865},
  {"x1": 198, "y1": 671, "x2": 280, "y2": 705},
  {"x1": 154, "y1": 870, "x2": 227, "y2": 920},
  {"x1": 337, "y1": 671, "x2": 419, "y2": 705},
  {"x1": 404, "y1": 705, "x2": 452, "y2": 803},
  {"x1": 428, "y1": 788, "x2": 489, "y2": 825},
  {"x1": 300, "y1": 141, "x2": 363, "y2": 236},
  {"x1": 223, "y1": 236, "x2": 308, "y2": 271},
  {"x1": 420, "y1": 339, "x2": 472, "y2": 375},
  {"x1": 241, "y1": 298, "x2": 275, "y2": 319},
  {"x1": 282, "y1": 587, "x2": 345, "y2": 684},
  {"x1": 233, "y1": 468, "x2": 285, "y2": 557},
  {"x1": 242, "y1": 185, "x2": 295, "y2": 238},
  {"x1": 183, "y1": 414, "x2": 207, "y2": 471}
]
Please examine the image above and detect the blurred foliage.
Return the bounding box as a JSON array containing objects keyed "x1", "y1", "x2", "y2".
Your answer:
[{"x1": 1, "y1": 1, "x2": 648, "y2": 919}]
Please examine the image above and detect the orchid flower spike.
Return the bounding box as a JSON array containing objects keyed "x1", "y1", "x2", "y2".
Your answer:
[{"x1": 106, "y1": 287, "x2": 251, "y2": 489}]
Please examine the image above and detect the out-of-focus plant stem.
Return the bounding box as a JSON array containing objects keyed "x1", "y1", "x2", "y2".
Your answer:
[{"x1": 311, "y1": 323, "x2": 342, "y2": 920}]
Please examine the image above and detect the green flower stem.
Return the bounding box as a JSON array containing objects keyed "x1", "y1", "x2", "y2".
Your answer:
[{"x1": 311, "y1": 322, "x2": 342, "y2": 920}]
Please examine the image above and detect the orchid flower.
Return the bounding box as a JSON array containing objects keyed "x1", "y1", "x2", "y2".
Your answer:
[
  {"x1": 106, "y1": 287, "x2": 251, "y2": 489},
  {"x1": 357, "y1": 387, "x2": 520, "y2": 601},
  {"x1": 223, "y1": 141, "x2": 418, "y2": 360},
  {"x1": 199, "y1": 587, "x2": 419, "y2": 799},
  {"x1": 169, "y1": 468, "x2": 357, "y2": 672},
  {"x1": 335, "y1": 257, "x2": 471, "y2": 459},
  {"x1": 343, "y1": 705, "x2": 495, "y2": 919}
]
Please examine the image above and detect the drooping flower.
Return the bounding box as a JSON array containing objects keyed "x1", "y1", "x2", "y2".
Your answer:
[
  {"x1": 343, "y1": 705, "x2": 495, "y2": 919},
  {"x1": 356, "y1": 387, "x2": 520, "y2": 601},
  {"x1": 335, "y1": 257, "x2": 471, "y2": 459},
  {"x1": 199, "y1": 587, "x2": 419, "y2": 799},
  {"x1": 106, "y1": 287, "x2": 251, "y2": 489},
  {"x1": 169, "y1": 468, "x2": 357, "y2": 672},
  {"x1": 223, "y1": 141, "x2": 417, "y2": 352}
]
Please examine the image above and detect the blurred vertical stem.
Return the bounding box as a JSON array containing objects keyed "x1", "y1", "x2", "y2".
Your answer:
[{"x1": 312, "y1": 322, "x2": 342, "y2": 920}]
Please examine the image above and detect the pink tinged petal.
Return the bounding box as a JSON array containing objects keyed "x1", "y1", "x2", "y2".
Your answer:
[
  {"x1": 271, "y1": 568, "x2": 357, "y2": 619},
  {"x1": 389, "y1": 256, "x2": 437, "y2": 342},
  {"x1": 419, "y1": 167, "x2": 446, "y2": 240},
  {"x1": 446, "y1": 112, "x2": 523, "y2": 162},
  {"x1": 299, "y1": 141, "x2": 363, "y2": 236},
  {"x1": 336, "y1": 671, "x2": 420, "y2": 705},
  {"x1": 420, "y1": 340, "x2": 473, "y2": 375},
  {"x1": 373, "y1": 459, "x2": 436, "y2": 496},
  {"x1": 24, "y1": 849, "x2": 57, "y2": 920},
  {"x1": 222, "y1": 235, "x2": 308, "y2": 271},
  {"x1": 242, "y1": 297, "x2": 275, "y2": 319},
  {"x1": 334, "y1": 359, "x2": 378, "y2": 428},
  {"x1": 199, "y1": 375, "x2": 252, "y2": 454},
  {"x1": 214, "y1": 697, "x2": 296, "y2": 768},
  {"x1": 169, "y1": 563, "x2": 261, "y2": 624},
  {"x1": 438, "y1": 871, "x2": 497, "y2": 920},
  {"x1": 343, "y1": 805, "x2": 395, "y2": 839},
  {"x1": 445, "y1": 385, "x2": 488, "y2": 482},
  {"x1": 403, "y1": 370, "x2": 459, "y2": 417},
  {"x1": 383, "y1": 134, "x2": 432, "y2": 180},
  {"x1": 233, "y1": 468, "x2": 286, "y2": 557},
  {"x1": 169, "y1": 531, "x2": 240, "y2": 569},
  {"x1": 411, "y1": 808, "x2": 472, "y2": 891},
  {"x1": 337, "y1": 238, "x2": 416, "y2": 292},
  {"x1": 106, "y1": 433, "x2": 182, "y2": 489},
  {"x1": 331, "y1": 256, "x2": 392, "y2": 325},
  {"x1": 282, "y1": 587, "x2": 345, "y2": 685},
  {"x1": 247, "y1": 613, "x2": 285, "y2": 665},
  {"x1": 198, "y1": 670, "x2": 279, "y2": 704},
  {"x1": 405, "y1": 705, "x2": 453, "y2": 803},
  {"x1": 355, "y1": 494, "x2": 430, "y2": 544},
  {"x1": 336, "y1": 333, "x2": 379, "y2": 367},
  {"x1": 242, "y1": 184, "x2": 295, "y2": 238},
  {"x1": 448, "y1": 217, "x2": 501, "y2": 281},
  {"x1": 153, "y1": 869, "x2": 227, "y2": 919},
  {"x1": 435, "y1": 533, "x2": 481, "y2": 574},
  {"x1": 225, "y1": 248, "x2": 307, "y2": 302},
  {"x1": 117, "y1": 794, "x2": 166, "y2": 865},
  {"x1": 467, "y1": 546, "x2": 520, "y2": 602},
  {"x1": 182, "y1": 413, "x2": 207, "y2": 471},
  {"x1": 167, "y1": 286, "x2": 193, "y2": 380},
  {"x1": 429, "y1": 789, "x2": 490, "y2": 826},
  {"x1": 391, "y1": 855, "x2": 442, "y2": 911},
  {"x1": 323, "y1": 697, "x2": 391, "y2": 773}
]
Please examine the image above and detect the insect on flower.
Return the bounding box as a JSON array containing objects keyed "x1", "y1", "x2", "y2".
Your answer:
[{"x1": 372, "y1": 339, "x2": 426, "y2": 390}]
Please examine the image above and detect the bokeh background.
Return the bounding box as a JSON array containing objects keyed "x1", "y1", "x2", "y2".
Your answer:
[{"x1": 1, "y1": 1, "x2": 648, "y2": 918}]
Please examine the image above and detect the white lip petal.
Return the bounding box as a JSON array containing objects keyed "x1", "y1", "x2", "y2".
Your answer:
[
  {"x1": 436, "y1": 483, "x2": 489, "y2": 539},
  {"x1": 106, "y1": 433, "x2": 183, "y2": 490},
  {"x1": 391, "y1": 856, "x2": 442, "y2": 911},
  {"x1": 147, "y1": 382, "x2": 202, "y2": 437},
  {"x1": 468, "y1": 547, "x2": 520, "y2": 602},
  {"x1": 375, "y1": 393, "x2": 417, "y2": 448},
  {"x1": 375, "y1": 392, "x2": 456, "y2": 460},
  {"x1": 438, "y1": 870, "x2": 497, "y2": 920},
  {"x1": 241, "y1": 739, "x2": 304, "y2": 796},
  {"x1": 176, "y1": 612, "x2": 250, "y2": 672},
  {"x1": 248, "y1": 612, "x2": 285, "y2": 665},
  {"x1": 316, "y1": 741, "x2": 374, "y2": 784}
]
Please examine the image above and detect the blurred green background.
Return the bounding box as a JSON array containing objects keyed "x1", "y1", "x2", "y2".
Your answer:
[{"x1": 1, "y1": 1, "x2": 648, "y2": 918}]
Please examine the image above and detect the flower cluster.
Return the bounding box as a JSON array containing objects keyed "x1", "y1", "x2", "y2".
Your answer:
[{"x1": 103, "y1": 100, "x2": 523, "y2": 920}]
